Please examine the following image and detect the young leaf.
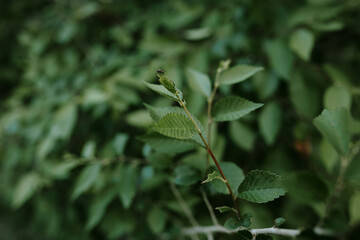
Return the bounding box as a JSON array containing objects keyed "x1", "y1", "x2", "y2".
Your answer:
[
  {"x1": 210, "y1": 162, "x2": 244, "y2": 195},
  {"x1": 237, "y1": 230, "x2": 253, "y2": 240},
  {"x1": 238, "y1": 170, "x2": 286, "y2": 203},
  {"x1": 224, "y1": 217, "x2": 242, "y2": 230},
  {"x1": 274, "y1": 217, "x2": 286, "y2": 227},
  {"x1": 313, "y1": 108, "x2": 350, "y2": 156},
  {"x1": 186, "y1": 68, "x2": 212, "y2": 97},
  {"x1": 158, "y1": 74, "x2": 176, "y2": 94},
  {"x1": 142, "y1": 81, "x2": 182, "y2": 102},
  {"x1": 212, "y1": 96, "x2": 263, "y2": 122},
  {"x1": 152, "y1": 113, "x2": 197, "y2": 140},
  {"x1": 215, "y1": 206, "x2": 237, "y2": 214},
  {"x1": 289, "y1": 28, "x2": 315, "y2": 61},
  {"x1": 202, "y1": 171, "x2": 224, "y2": 184},
  {"x1": 219, "y1": 65, "x2": 263, "y2": 85},
  {"x1": 71, "y1": 163, "x2": 101, "y2": 201},
  {"x1": 259, "y1": 102, "x2": 282, "y2": 145}
]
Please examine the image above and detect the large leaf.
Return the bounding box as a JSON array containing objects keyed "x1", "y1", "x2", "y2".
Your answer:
[
  {"x1": 212, "y1": 96, "x2": 263, "y2": 122},
  {"x1": 265, "y1": 40, "x2": 294, "y2": 80},
  {"x1": 186, "y1": 68, "x2": 211, "y2": 97},
  {"x1": 313, "y1": 108, "x2": 350, "y2": 155},
  {"x1": 238, "y1": 170, "x2": 286, "y2": 203},
  {"x1": 71, "y1": 163, "x2": 101, "y2": 200},
  {"x1": 152, "y1": 113, "x2": 197, "y2": 140},
  {"x1": 229, "y1": 121, "x2": 256, "y2": 151},
  {"x1": 219, "y1": 65, "x2": 263, "y2": 85},
  {"x1": 259, "y1": 102, "x2": 282, "y2": 145},
  {"x1": 289, "y1": 28, "x2": 315, "y2": 61}
]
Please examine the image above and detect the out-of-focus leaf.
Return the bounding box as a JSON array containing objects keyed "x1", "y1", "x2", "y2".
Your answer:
[
  {"x1": 274, "y1": 217, "x2": 286, "y2": 227},
  {"x1": 229, "y1": 121, "x2": 255, "y2": 151},
  {"x1": 118, "y1": 164, "x2": 138, "y2": 209},
  {"x1": 289, "y1": 28, "x2": 315, "y2": 61},
  {"x1": 212, "y1": 96, "x2": 263, "y2": 122},
  {"x1": 237, "y1": 230, "x2": 253, "y2": 240},
  {"x1": 126, "y1": 110, "x2": 153, "y2": 128},
  {"x1": 265, "y1": 40, "x2": 294, "y2": 80},
  {"x1": 113, "y1": 133, "x2": 129, "y2": 155},
  {"x1": 324, "y1": 85, "x2": 352, "y2": 110},
  {"x1": 349, "y1": 191, "x2": 360, "y2": 225},
  {"x1": 238, "y1": 170, "x2": 286, "y2": 203},
  {"x1": 256, "y1": 234, "x2": 273, "y2": 240},
  {"x1": 210, "y1": 162, "x2": 244, "y2": 195},
  {"x1": 72, "y1": 163, "x2": 101, "y2": 200},
  {"x1": 313, "y1": 108, "x2": 350, "y2": 155},
  {"x1": 184, "y1": 28, "x2": 212, "y2": 40},
  {"x1": 174, "y1": 165, "x2": 200, "y2": 186},
  {"x1": 12, "y1": 172, "x2": 40, "y2": 208},
  {"x1": 152, "y1": 113, "x2": 197, "y2": 140},
  {"x1": 147, "y1": 207, "x2": 167, "y2": 234},
  {"x1": 215, "y1": 206, "x2": 237, "y2": 214},
  {"x1": 186, "y1": 68, "x2": 211, "y2": 97},
  {"x1": 259, "y1": 102, "x2": 282, "y2": 145},
  {"x1": 202, "y1": 171, "x2": 224, "y2": 184},
  {"x1": 219, "y1": 65, "x2": 263, "y2": 85}
]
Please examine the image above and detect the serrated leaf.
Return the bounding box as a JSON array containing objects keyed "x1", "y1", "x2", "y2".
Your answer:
[
  {"x1": 240, "y1": 213, "x2": 252, "y2": 228},
  {"x1": 259, "y1": 102, "x2": 282, "y2": 145},
  {"x1": 212, "y1": 96, "x2": 263, "y2": 122},
  {"x1": 72, "y1": 163, "x2": 101, "y2": 201},
  {"x1": 202, "y1": 171, "x2": 224, "y2": 184},
  {"x1": 238, "y1": 170, "x2": 286, "y2": 203},
  {"x1": 152, "y1": 113, "x2": 197, "y2": 140},
  {"x1": 186, "y1": 68, "x2": 211, "y2": 97},
  {"x1": 289, "y1": 28, "x2": 315, "y2": 61},
  {"x1": 158, "y1": 74, "x2": 176, "y2": 94},
  {"x1": 210, "y1": 162, "x2": 244, "y2": 195},
  {"x1": 219, "y1": 65, "x2": 263, "y2": 85},
  {"x1": 274, "y1": 217, "x2": 286, "y2": 227},
  {"x1": 142, "y1": 81, "x2": 182, "y2": 102},
  {"x1": 237, "y1": 230, "x2": 253, "y2": 240},
  {"x1": 313, "y1": 108, "x2": 350, "y2": 155},
  {"x1": 215, "y1": 206, "x2": 237, "y2": 213}
]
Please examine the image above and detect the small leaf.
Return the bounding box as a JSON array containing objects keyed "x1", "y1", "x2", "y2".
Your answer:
[
  {"x1": 210, "y1": 162, "x2": 245, "y2": 195},
  {"x1": 259, "y1": 102, "x2": 282, "y2": 145},
  {"x1": 274, "y1": 217, "x2": 286, "y2": 227},
  {"x1": 240, "y1": 213, "x2": 252, "y2": 228},
  {"x1": 212, "y1": 96, "x2": 263, "y2": 122},
  {"x1": 289, "y1": 28, "x2": 315, "y2": 61},
  {"x1": 158, "y1": 74, "x2": 176, "y2": 94},
  {"x1": 229, "y1": 121, "x2": 255, "y2": 151},
  {"x1": 147, "y1": 207, "x2": 167, "y2": 234},
  {"x1": 174, "y1": 165, "x2": 200, "y2": 186},
  {"x1": 224, "y1": 217, "x2": 242, "y2": 230},
  {"x1": 186, "y1": 68, "x2": 212, "y2": 97},
  {"x1": 118, "y1": 164, "x2": 138, "y2": 209},
  {"x1": 202, "y1": 171, "x2": 225, "y2": 184},
  {"x1": 219, "y1": 65, "x2": 263, "y2": 85},
  {"x1": 12, "y1": 172, "x2": 40, "y2": 208},
  {"x1": 324, "y1": 85, "x2": 352, "y2": 110},
  {"x1": 256, "y1": 234, "x2": 273, "y2": 240},
  {"x1": 152, "y1": 113, "x2": 197, "y2": 140},
  {"x1": 238, "y1": 170, "x2": 286, "y2": 203},
  {"x1": 265, "y1": 40, "x2": 294, "y2": 80},
  {"x1": 313, "y1": 108, "x2": 350, "y2": 155},
  {"x1": 142, "y1": 81, "x2": 181, "y2": 102},
  {"x1": 72, "y1": 163, "x2": 101, "y2": 201},
  {"x1": 237, "y1": 230, "x2": 253, "y2": 240},
  {"x1": 215, "y1": 206, "x2": 237, "y2": 214}
]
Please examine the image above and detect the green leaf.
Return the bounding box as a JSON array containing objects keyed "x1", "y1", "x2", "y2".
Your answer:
[
  {"x1": 237, "y1": 230, "x2": 253, "y2": 240},
  {"x1": 142, "y1": 81, "x2": 181, "y2": 102},
  {"x1": 202, "y1": 171, "x2": 224, "y2": 184},
  {"x1": 229, "y1": 121, "x2": 256, "y2": 151},
  {"x1": 158, "y1": 73, "x2": 176, "y2": 94},
  {"x1": 224, "y1": 217, "x2": 242, "y2": 230},
  {"x1": 313, "y1": 108, "x2": 350, "y2": 155},
  {"x1": 212, "y1": 96, "x2": 263, "y2": 122},
  {"x1": 289, "y1": 28, "x2": 315, "y2": 61},
  {"x1": 259, "y1": 102, "x2": 282, "y2": 145},
  {"x1": 186, "y1": 68, "x2": 211, "y2": 97},
  {"x1": 152, "y1": 113, "x2": 197, "y2": 140},
  {"x1": 265, "y1": 40, "x2": 294, "y2": 80},
  {"x1": 274, "y1": 217, "x2": 286, "y2": 227},
  {"x1": 52, "y1": 102, "x2": 77, "y2": 140},
  {"x1": 256, "y1": 234, "x2": 273, "y2": 240},
  {"x1": 210, "y1": 162, "x2": 244, "y2": 195},
  {"x1": 215, "y1": 206, "x2": 237, "y2": 214},
  {"x1": 283, "y1": 172, "x2": 328, "y2": 203},
  {"x1": 147, "y1": 207, "x2": 167, "y2": 234},
  {"x1": 118, "y1": 164, "x2": 138, "y2": 209},
  {"x1": 324, "y1": 85, "x2": 352, "y2": 110},
  {"x1": 12, "y1": 172, "x2": 40, "y2": 208},
  {"x1": 240, "y1": 213, "x2": 252, "y2": 227},
  {"x1": 174, "y1": 165, "x2": 200, "y2": 186},
  {"x1": 72, "y1": 163, "x2": 102, "y2": 201},
  {"x1": 238, "y1": 170, "x2": 286, "y2": 203},
  {"x1": 219, "y1": 65, "x2": 263, "y2": 85},
  {"x1": 349, "y1": 191, "x2": 360, "y2": 225}
]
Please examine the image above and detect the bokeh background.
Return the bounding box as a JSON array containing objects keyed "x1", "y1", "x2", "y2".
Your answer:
[{"x1": 1, "y1": 0, "x2": 360, "y2": 239}]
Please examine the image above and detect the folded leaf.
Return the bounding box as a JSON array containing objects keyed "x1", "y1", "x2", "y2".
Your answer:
[
  {"x1": 142, "y1": 81, "x2": 182, "y2": 102},
  {"x1": 213, "y1": 96, "x2": 263, "y2": 122}
]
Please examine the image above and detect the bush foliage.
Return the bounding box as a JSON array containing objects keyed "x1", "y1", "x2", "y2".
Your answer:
[{"x1": 1, "y1": 0, "x2": 360, "y2": 239}]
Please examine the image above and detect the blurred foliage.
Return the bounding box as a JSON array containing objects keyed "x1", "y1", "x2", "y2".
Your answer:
[{"x1": 1, "y1": 0, "x2": 360, "y2": 239}]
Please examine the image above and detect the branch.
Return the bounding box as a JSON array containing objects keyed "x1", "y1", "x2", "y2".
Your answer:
[
  {"x1": 201, "y1": 188, "x2": 219, "y2": 226},
  {"x1": 182, "y1": 225, "x2": 337, "y2": 238}
]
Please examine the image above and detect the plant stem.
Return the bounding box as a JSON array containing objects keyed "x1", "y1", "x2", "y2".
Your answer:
[{"x1": 176, "y1": 93, "x2": 241, "y2": 219}]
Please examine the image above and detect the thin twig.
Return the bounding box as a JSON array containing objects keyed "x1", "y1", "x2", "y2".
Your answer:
[{"x1": 201, "y1": 188, "x2": 219, "y2": 226}]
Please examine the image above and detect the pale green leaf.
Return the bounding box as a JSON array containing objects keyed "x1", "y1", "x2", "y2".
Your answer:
[
  {"x1": 210, "y1": 162, "x2": 244, "y2": 195},
  {"x1": 238, "y1": 170, "x2": 286, "y2": 203},
  {"x1": 186, "y1": 68, "x2": 211, "y2": 97},
  {"x1": 12, "y1": 172, "x2": 40, "y2": 208},
  {"x1": 349, "y1": 191, "x2": 360, "y2": 225},
  {"x1": 274, "y1": 217, "x2": 286, "y2": 227},
  {"x1": 202, "y1": 171, "x2": 224, "y2": 184},
  {"x1": 142, "y1": 81, "x2": 182, "y2": 102},
  {"x1": 313, "y1": 108, "x2": 350, "y2": 155},
  {"x1": 289, "y1": 28, "x2": 315, "y2": 61},
  {"x1": 219, "y1": 65, "x2": 263, "y2": 85},
  {"x1": 229, "y1": 121, "x2": 255, "y2": 151},
  {"x1": 152, "y1": 113, "x2": 197, "y2": 140},
  {"x1": 71, "y1": 163, "x2": 101, "y2": 200},
  {"x1": 118, "y1": 164, "x2": 138, "y2": 208},
  {"x1": 215, "y1": 206, "x2": 237, "y2": 214},
  {"x1": 212, "y1": 96, "x2": 263, "y2": 122},
  {"x1": 324, "y1": 85, "x2": 352, "y2": 110},
  {"x1": 259, "y1": 102, "x2": 282, "y2": 145},
  {"x1": 147, "y1": 207, "x2": 167, "y2": 234},
  {"x1": 265, "y1": 40, "x2": 294, "y2": 80}
]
